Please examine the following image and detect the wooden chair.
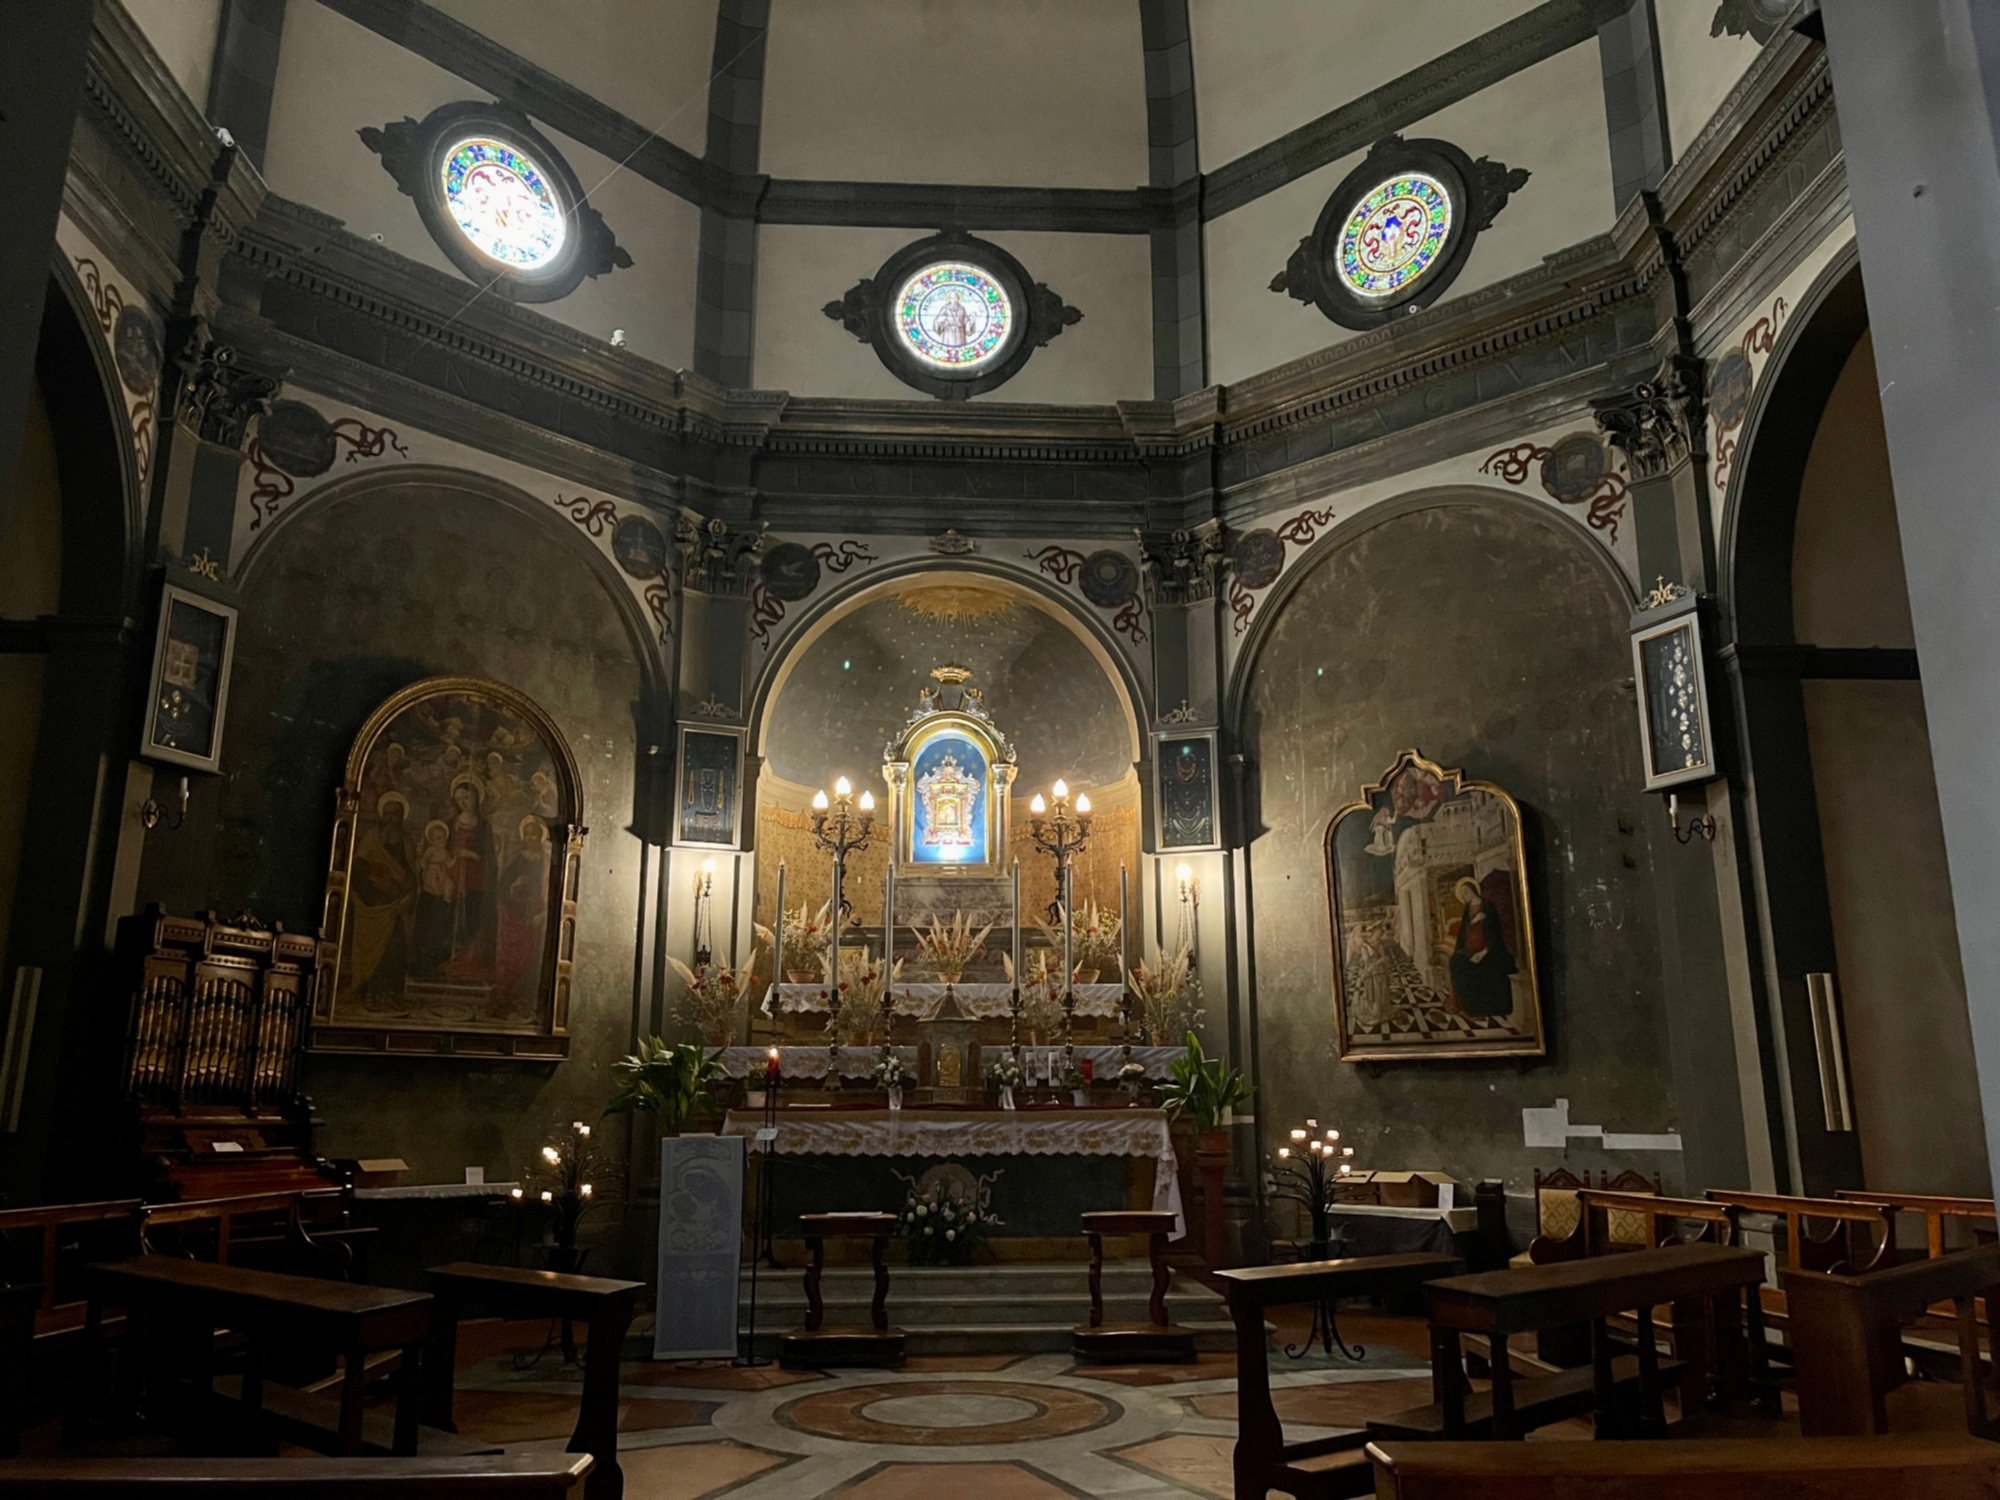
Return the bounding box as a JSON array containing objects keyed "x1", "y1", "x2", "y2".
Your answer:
[
  {"x1": 1783, "y1": 1240, "x2": 2000, "y2": 1439},
  {"x1": 0, "y1": 1198, "x2": 142, "y2": 1339},
  {"x1": 0, "y1": 1455, "x2": 593, "y2": 1497},
  {"x1": 1521, "y1": 1169, "x2": 1663, "y2": 1266}
]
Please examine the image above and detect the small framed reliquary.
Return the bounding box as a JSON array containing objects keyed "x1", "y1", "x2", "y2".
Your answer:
[{"x1": 1629, "y1": 585, "x2": 1716, "y2": 792}]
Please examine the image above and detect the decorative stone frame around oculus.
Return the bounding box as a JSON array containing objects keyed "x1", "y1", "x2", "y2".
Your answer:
[
  {"x1": 361, "y1": 101, "x2": 632, "y2": 303},
  {"x1": 824, "y1": 231, "x2": 1082, "y2": 401},
  {"x1": 1271, "y1": 135, "x2": 1530, "y2": 331}
]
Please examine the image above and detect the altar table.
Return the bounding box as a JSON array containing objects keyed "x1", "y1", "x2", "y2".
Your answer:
[
  {"x1": 720, "y1": 1107, "x2": 1185, "y2": 1237},
  {"x1": 714, "y1": 1044, "x2": 1188, "y2": 1081},
  {"x1": 764, "y1": 982, "x2": 1128, "y2": 1021}
]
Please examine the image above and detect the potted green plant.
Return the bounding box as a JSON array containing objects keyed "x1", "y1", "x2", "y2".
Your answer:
[
  {"x1": 604, "y1": 1035, "x2": 726, "y2": 1137},
  {"x1": 1159, "y1": 1030, "x2": 1252, "y2": 1153}
]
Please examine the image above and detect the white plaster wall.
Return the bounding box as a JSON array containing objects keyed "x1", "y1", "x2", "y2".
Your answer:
[
  {"x1": 266, "y1": 4, "x2": 697, "y2": 367},
  {"x1": 754, "y1": 225, "x2": 1151, "y2": 403},
  {"x1": 1190, "y1": 0, "x2": 1544, "y2": 170},
  {"x1": 1656, "y1": 0, "x2": 1764, "y2": 155},
  {"x1": 1204, "y1": 152, "x2": 1362, "y2": 386},
  {"x1": 1206, "y1": 42, "x2": 1613, "y2": 388},
  {"x1": 120, "y1": 0, "x2": 222, "y2": 113},
  {"x1": 426, "y1": 0, "x2": 719, "y2": 157},
  {"x1": 760, "y1": 0, "x2": 1148, "y2": 188}
]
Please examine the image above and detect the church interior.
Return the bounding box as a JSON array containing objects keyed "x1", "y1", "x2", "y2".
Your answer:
[{"x1": 5, "y1": 0, "x2": 2000, "y2": 1495}]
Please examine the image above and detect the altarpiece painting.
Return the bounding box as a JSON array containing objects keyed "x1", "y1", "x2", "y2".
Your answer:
[
  {"x1": 1323, "y1": 749, "x2": 1544, "y2": 1061},
  {"x1": 311, "y1": 677, "x2": 585, "y2": 1059}
]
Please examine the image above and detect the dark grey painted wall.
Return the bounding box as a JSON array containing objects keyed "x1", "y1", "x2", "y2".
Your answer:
[
  {"x1": 137, "y1": 478, "x2": 648, "y2": 1187},
  {"x1": 1239, "y1": 500, "x2": 1681, "y2": 1206}
]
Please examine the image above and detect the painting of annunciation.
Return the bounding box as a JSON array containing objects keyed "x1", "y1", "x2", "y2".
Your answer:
[{"x1": 1322, "y1": 749, "x2": 1543, "y2": 1061}]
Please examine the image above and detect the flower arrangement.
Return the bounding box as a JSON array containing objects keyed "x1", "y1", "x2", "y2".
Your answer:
[
  {"x1": 1131, "y1": 943, "x2": 1202, "y2": 1043},
  {"x1": 1001, "y1": 950, "x2": 1066, "y2": 1040},
  {"x1": 983, "y1": 1051, "x2": 1025, "y2": 1090},
  {"x1": 604, "y1": 1036, "x2": 726, "y2": 1136},
  {"x1": 1039, "y1": 900, "x2": 1122, "y2": 975},
  {"x1": 780, "y1": 900, "x2": 845, "y2": 979},
  {"x1": 911, "y1": 910, "x2": 994, "y2": 983},
  {"x1": 667, "y1": 937, "x2": 764, "y2": 1046},
  {"x1": 1267, "y1": 1118, "x2": 1359, "y2": 1256},
  {"x1": 893, "y1": 1171, "x2": 1003, "y2": 1266},
  {"x1": 825, "y1": 953, "x2": 902, "y2": 1045},
  {"x1": 871, "y1": 1047, "x2": 911, "y2": 1090},
  {"x1": 510, "y1": 1119, "x2": 615, "y2": 1264}
]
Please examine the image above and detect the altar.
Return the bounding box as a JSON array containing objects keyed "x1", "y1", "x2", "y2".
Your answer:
[{"x1": 720, "y1": 1107, "x2": 1185, "y2": 1239}]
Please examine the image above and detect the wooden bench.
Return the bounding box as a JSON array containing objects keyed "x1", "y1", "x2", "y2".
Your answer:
[
  {"x1": 1838, "y1": 1191, "x2": 1996, "y2": 1261},
  {"x1": 1070, "y1": 1210, "x2": 1192, "y2": 1363},
  {"x1": 138, "y1": 1187, "x2": 370, "y2": 1279},
  {"x1": 0, "y1": 1198, "x2": 143, "y2": 1339},
  {"x1": 423, "y1": 1263, "x2": 641, "y2": 1500},
  {"x1": 1376, "y1": 1244, "x2": 1771, "y2": 1442},
  {"x1": 781, "y1": 1212, "x2": 904, "y2": 1369},
  {"x1": 1365, "y1": 1435, "x2": 2000, "y2": 1498},
  {"x1": 0, "y1": 1456, "x2": 593, "y2": 1497},
  {"x1": 2, "y1": 1279, "x2": 38, "y2": 1457},
  {"x1": 1783, "y1": 1239, "x2": 2000, "y2": 1438},
  {"x1": 1706, "y1": 1191, "x2": 1897, "y2": 1368},
  {"x1": 1215, "y1": 1253, "x2": 1462, "y2": 1499},
  {"x1": 82, "y1": 1255, "x2": 432, "y2": 1455}
]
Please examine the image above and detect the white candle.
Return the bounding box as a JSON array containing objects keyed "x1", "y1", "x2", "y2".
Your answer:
[
  {"x1": 774, "y1": 860, "x2": 786, "y2": 985},
  {"x1": 884, "y1": 864, "x2": 895, "y2": 978},
  {"x1": 1119, "y1": 864, "x2": 1128, "y2": 989},
  {"x1": 1011, "y1": 858, "x2": 1021, "y2": 982}
]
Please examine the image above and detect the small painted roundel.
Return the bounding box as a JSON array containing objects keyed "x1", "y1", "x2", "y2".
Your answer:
[
  {"x1": 1080, "y1": 550, "x2": 1138, "y2": 608},
  {"x1": 894, "y1": 262, "x2": 1014, "y2": 370}
]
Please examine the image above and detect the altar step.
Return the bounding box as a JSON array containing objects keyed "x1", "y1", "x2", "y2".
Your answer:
[{"x1": 723, "y1": 1262, "x2": 1236, "y2": 1357}]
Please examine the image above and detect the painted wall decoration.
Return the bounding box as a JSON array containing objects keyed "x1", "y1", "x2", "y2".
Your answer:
[
  {"x1": 247, "y1": 400, "x2": 409, "y2": 530},
  {"x1": 70, "y1": 253, "x2": 157, "y2": 492},
  {"x1": 1710, "y1": 294, "x2": 1789, "y2": 491},
  {"x1": 1323, "y1": 749, "x2": 1544, "y2": 1061},
  {"x1": 1479, "y1": 432, "x2": 1631, "y2": 540},
  {"x1": 313, "y1": 677, "x2": 585, "y2": 1059},
  {"x1": 548, "y1": 493, "x2": 674, "y2": 643},
  {"x1": 1154, "y1": 730, "x2": 1219, "y2": 852},
  {"x1": 1026, "y1": 545, "x2": 1148, "y2": 647},
  {"x1": 1225, "y1": 505, "x2": 1338, "y2": 636},
  {"x1": 676, "y1": 725, "x2": 744, "y2": 849},
  {"x1": 612, "y1": 515, "x2": 668, "y2": 579},
  {"x1": 749, "y1": 539, "x2": 877, "y2": 643},
  {"x1": 141, "y1": 584, "x2": 237, "y2": 773}
]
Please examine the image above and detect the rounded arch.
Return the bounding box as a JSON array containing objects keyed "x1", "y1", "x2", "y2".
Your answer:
[
  {"x1": 36, "y1": 256, "x2": 143, "y2": 617},
  {"x1": 748, "y1": 557, "x2": 1148, "y2": 765},
  {"x1": 235, "y1": 463, "x2": 668, "y2": 696},
  {"x1": 1719, "y1": 241, "x2": 1868, "y2": 647},
  {"x1": 1225, "y1": 484, "x2": 1635, "y2": 737}
]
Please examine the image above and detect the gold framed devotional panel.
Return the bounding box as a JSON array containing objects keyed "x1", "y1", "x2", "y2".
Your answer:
[
  {"x1": 310, "y1": 676, "x2": 586, "y2": 1060},
  {"x1": 1322, "y1": 749, "x2": 1544, "y2": 1062}
]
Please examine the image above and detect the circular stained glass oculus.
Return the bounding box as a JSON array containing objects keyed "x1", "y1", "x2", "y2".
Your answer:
[
  {"x1": 894, "y1": 262, "x2": 1014, "y2": 371},
  {"x1": 1337, "y1": 173, "x2": 1452, "y2": 299},
  {"x1": 440, "y1": 136, "x2": 568, "y2": 271}
]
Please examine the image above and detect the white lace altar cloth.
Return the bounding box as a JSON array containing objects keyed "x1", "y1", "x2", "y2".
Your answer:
[
  {"x1": 719, "y1": 1106, "x2": 1184, "y2": 1239},
  {"x1": 714, "y1": 1044, "x2": 1188, "y2": 1082},
  {"x1": 764, "y1": 982, "x2": 1126, "y2": 1021}
]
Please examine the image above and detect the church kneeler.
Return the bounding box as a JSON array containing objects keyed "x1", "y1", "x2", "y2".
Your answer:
[{"x1": 1069, "y1": 1211, "x2": 1194, "y2": 1362}]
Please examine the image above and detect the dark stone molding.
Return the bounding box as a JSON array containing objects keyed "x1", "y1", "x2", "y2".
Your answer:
[
  {"x1": 1721, "y1": 643, "x2": 1919, "y2": 680},
  {"x1": 761, "y1": 181, "x2": 1167, "y2": 234}
]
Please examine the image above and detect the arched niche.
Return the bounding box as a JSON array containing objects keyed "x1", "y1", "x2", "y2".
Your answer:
[{"x1": 750, "y1": 566, "x2": 1142, "y2": 928}]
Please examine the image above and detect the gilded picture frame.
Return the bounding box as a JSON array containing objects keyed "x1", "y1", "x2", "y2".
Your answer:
[
  {"x1": 1323, "y1": 749, "x2": 1544, "y2": 1062},
  {"x1": 310, "y1": 676, "x2": 586, "y2": 1060},
  {"x1": 140, "y1": 584, "x2": 238, "y2": 773}
]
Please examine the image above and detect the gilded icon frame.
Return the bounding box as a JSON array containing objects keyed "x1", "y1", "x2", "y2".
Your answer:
[
  {"x1": 675, "y1": 723, "x2": 745, "y2": 851},
  {"x1": 1152, "y1": 728, "x2": 1222, "y2": 853},
  {"x1": 1322, "y1": 749, "x2": 1544, "y2": 1062},
  {"x1": 1630, "y1": 590, "x2": 1717, "y2": 792},
  {"x1": 140, "y1": 584, "x2": 238, "y2": 773}
]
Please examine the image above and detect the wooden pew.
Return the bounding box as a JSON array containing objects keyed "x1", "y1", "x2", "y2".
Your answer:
[
  {"x1": 1215, "y1": 1254, "x2": 1463, "y2": 1500},
  {"x1": 138, "y1": 1188, "x2": 368, "y2": 1279},
  {"x1": 0, "y1": 1456, "x2": 593, "y2": 1497},
  {"x1": 1837, "y1": 1191, "x2": 1997, "y2": 1373},
  {"x1": 423, "y1": 1263, "x2": 640, "y2": 1500},
  {"x1": 1705, "y1": 1191, "x2": 1895, "y2": 1275},
  {"x1": 2, "y1": 1280, "x2": 38, "y2": 1458},
  {"x1": 1365, "y1": 1435, "x2": 2000, "y2": 1499},
  {"x1": 0, "y1": 1199, "x2": 143, "y2": 1339},
  {"x1": 1782, "y1": 1239, "x2": 2000, "y2": 1438}
]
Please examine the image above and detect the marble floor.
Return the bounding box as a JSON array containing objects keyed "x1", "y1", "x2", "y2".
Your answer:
[{"x1": 442, "y1": 1312, "x2": 1468, "y2": 1499}]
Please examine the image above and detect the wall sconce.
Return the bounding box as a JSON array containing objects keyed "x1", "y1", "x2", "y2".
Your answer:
[
  {"x1": 141, "y1": 775, "x2": 190, "y2": 832},
  {"x1": 1174, "y1": 862, "x2": 1200, "y2": 958},
  {"x1": 693, "y1": 856, "x2": 717, "y2": 965},
  {"x1": 1667, "y1": 792, "x2": 1715, "y2": 844}
]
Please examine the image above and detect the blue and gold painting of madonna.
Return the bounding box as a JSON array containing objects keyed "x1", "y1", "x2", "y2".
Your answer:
[{"x1": 910, "y1": 733, "x2": 989, "y2": 864}]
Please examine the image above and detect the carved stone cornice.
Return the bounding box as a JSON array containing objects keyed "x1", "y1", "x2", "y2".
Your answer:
[
  {"x1": 1136, "y1": 523, "x2": 1225, "y2": 606},
  {"x1": 1591, "y1": 355, "x2": 1704, "y2": 483}
]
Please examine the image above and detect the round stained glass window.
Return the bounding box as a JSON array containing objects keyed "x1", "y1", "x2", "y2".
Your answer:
[
  {"x1": 1336, "y1": 173, "x2": 1452, "y2": 299},
  {"x1": 440, "y1": 137, "x2": 567, "y2": 271},
  {"x1": 894, "y1": 262, "x2": 1013, "y2": 370}
]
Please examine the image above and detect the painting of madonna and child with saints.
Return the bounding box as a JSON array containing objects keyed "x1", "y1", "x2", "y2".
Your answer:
[
  {"x1": 1323, "y1": 749, "x2": 1544, "y2": 1061},
  {"x1": 324, "y1": 679, "x2": 580, "y2": 1037}
]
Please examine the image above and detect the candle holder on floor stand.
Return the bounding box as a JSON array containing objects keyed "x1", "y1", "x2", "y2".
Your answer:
[
  {"x1": 1028, "y1": 779, "x2": 1092, "y2": 1085},
  {"x1": 735, "y1": 1055, "x2": 781, "y2": 1367},
  {"x1": 811, "y1": 776, "x2": 875, "y2": 1091}
]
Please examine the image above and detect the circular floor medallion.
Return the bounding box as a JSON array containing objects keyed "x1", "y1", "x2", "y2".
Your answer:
[{"x1": 778, "y1": 1379, "x2": 1118, "y2": 1446}]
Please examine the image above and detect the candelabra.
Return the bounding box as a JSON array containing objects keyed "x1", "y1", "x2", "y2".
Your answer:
[
  {"x1": 1028, "y1": 779, "x2": 1092, "y2": 1080},
  {"x1": 811, "y1": 776, "x2": 874, "y2": 1089},
  {"x1": 692, "y1": 857, "x2": 717, "y2": 966},
  {"x1": 1270, "y1": 1119, "x2": 1364, "y2": 1360}
]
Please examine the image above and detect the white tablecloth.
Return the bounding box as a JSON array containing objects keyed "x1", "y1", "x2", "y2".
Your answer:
[
  {"x1": 719, "y1": 1106, "x2": 1185, "y2": 1238},
  {"x1": 764, "y1": 982, "x2": 1127, "y2": 1020},
  {"x1": 714, "y1": 1044, "x2": 1188, "y2": 1082}
]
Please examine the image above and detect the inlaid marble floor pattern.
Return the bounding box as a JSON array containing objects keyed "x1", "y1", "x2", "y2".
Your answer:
[{"x1": 443, "y1": 1316, "x2": 1450, "y2": 1499}]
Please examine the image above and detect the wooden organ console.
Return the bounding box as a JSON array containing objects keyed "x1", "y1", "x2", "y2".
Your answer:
[{"x1": 115, "y1": 906, "x2": 342, "y2": 1199}]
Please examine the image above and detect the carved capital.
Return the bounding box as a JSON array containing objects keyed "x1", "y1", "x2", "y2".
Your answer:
[
  {"x1": 174, "y1": 331, "x2": 285, "y2": 450},
  {"x1": 676, "y1": 513, "x2": 768, "y2": 595},
  {"x1": 1136, "y1": 522, "x2": 1225, "y2": 606},
  {"x1": 1591, "y1": 356, "x2": 1704, "y2": 483}
]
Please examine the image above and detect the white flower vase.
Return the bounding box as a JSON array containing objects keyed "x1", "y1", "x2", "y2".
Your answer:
[
  {"x1": 888, "y1": 1085, "x2": 903, "y2": 1112},
  {"x1": 999, "y1": 1085, "x2": 1016, "y2": 1111}
]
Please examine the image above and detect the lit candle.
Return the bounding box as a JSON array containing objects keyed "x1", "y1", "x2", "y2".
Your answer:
[
  {"x1": 767, "y1": 1045, "x2": 780, "y2": 1080},
  {"x1": 1118, "y1": 864, "x2": 1128, "y2": 991},
  {"x1": 835, "y1": 775, "x2": 852, "y2": 799}
]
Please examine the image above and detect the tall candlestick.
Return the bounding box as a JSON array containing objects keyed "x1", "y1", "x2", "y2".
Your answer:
[
  {"x1": 1011, "y1": 859, "x2": 1021, "y2": 980},
  {"x1": 1063, "y1": 865, "x2": 1073, "y2": 988},
  {"x1": 773, "y1": 860, "x2": 786, "y2": 998},
  {"x1": 883, "y1": 863, "x2": 895, "y2": 990},
  {"x1": 1119, "y1": 864, "x2": 1129, "y2": 989}
]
